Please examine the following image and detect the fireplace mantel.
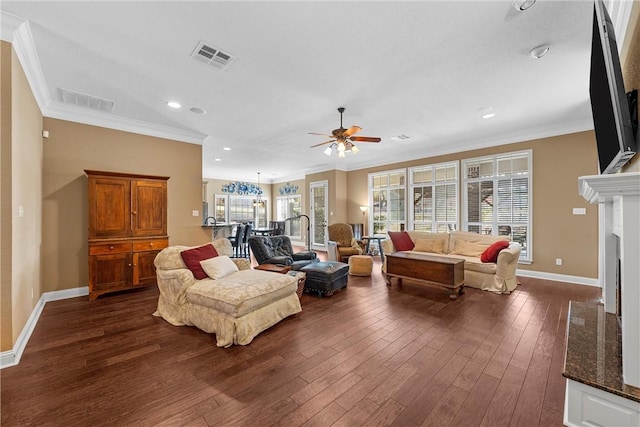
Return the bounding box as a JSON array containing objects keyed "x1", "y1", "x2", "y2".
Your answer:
[
  {"x1": 578, "y1": 171, "x2": 640, "y2": 388},
  {"x1": 563, "y1": 172, "x2": 640, "y2": 426}
]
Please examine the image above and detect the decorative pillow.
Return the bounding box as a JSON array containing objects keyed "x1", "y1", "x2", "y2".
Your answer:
[
  {"x1": 388, "y1": 231, "x2": 414, "y2": 251},
  {"x1": 481, "y1": 240, "x2": 510, "y2": 263},
  {"x1": 200, "y1": 256, "x2": 239, "y2": 280},
  {"x1": 413, "y1": 238, "x2": 445, "y2": 254},
  {"x1": 450, "y1": 240, "x2": 490, "y2": 257},
  {"x1": 180, "y1": 244, "x2": 219, "y2": 280}
]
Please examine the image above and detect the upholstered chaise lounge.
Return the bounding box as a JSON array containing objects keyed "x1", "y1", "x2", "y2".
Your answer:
[{"x1": 153, "y1": 238, "x2": 302, "y2": 347}]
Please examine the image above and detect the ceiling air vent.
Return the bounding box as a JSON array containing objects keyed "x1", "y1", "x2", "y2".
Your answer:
[
  {"x1": 191, "y1": 41, "x2": 235, "y2": 70},
  {"x1": 58, "y1": 88, "x2": 114, "y2": 113}
]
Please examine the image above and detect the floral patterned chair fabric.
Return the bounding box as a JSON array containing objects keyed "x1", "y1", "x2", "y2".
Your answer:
[{"x1": 327, "y1": 223, "x2": 363, "y2": 260}]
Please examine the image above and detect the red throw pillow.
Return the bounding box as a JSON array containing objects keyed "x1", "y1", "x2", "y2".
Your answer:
[
  {"x1": 481, "y1": 240, "x2": 510, "y2": 263},
  {"x1": 388, "y1": 231, "x2": 415, "y2": 251},
  {"x1": 180, "y1": 244, "x2": 219, "y2": 279}
]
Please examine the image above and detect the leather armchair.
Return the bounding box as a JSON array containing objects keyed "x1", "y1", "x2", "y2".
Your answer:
[{"x1": 248, "y1": 235, "x2": 317, "y2": 270}]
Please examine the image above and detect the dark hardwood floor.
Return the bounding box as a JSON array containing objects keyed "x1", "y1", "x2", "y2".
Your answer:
[{"x1": 1, "y1": 256, "x2": 600, "y2": 426}]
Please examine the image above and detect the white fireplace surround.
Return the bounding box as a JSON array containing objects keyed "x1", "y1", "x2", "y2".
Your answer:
[{"x1": 579, "y1": 171, "x2": 640, "y2": 388}]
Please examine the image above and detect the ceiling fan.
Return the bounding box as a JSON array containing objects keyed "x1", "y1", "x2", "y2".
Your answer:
[{"x1": 309, "y1": 107, "x2": 381, "y2": 157}]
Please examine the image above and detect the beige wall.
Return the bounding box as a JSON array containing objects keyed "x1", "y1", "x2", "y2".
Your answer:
[
  {"x1": 41, "y1": 118, "x2": 205, "y2": 293},
  {"x1": 346, "y1": 131, "x2": 600, "y2": 279},
  {"x1": 1, "y1": 41, "x2": 14, "y2": 351},
  {"x1": 1, "y1": 44, "x2": 44, "y2": 350}
]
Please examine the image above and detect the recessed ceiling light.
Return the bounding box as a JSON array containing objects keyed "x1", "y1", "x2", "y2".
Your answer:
[
  {"x1": 166, "y1": 101, "x2": 181, "y2": 109},
  {"x1": 223, "y1": 147, "x2": 231, "y2": 151},
  {"x1": 482, "y1": 113, "x2": 496, "y2": 119},
  {"x1": 513, "y1": 0, "x2": 536, "y2": 11},
  {"x1": 529, "y1": 44, "x2": 550, "y2": 59},
  {"x1": 190, "y1": 107, "x2": 206, "y2": 115}
]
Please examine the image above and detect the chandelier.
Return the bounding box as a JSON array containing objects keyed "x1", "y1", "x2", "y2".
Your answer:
[
  {"x1": 253, "y1": 172, "x2": 264, "y2": 207},
  {"x1": 324, "y1": 138, "x2": 360, "y2": 158}
]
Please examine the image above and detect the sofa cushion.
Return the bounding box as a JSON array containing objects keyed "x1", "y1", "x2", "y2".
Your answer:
[
  {"x1": 388, "y1": 231, "x2": 415, "y2": 251},
  {"x1": 414, "y1": 238, "x2": 445, "y2": 254},
  {"x1": 180, "y1": 244, "x2": 219, "y2": 279},
  {"x1": 450, "y1": 240, "x2": 488, "y2": 257},
  {"x1": 201, "y1": 255, "x2": 239, "y2": 280},
  {"x1": 407, "y1": 231, "x2": 450, "y2": 253},
  {"x1": 186, "y1": 270, "x2": 297, "y2": 318},
  {"x1": 447, "y1": 255, "x2": 498, "y2": 274},
  {"x1": 481, "y1": 241, "x2": 510, "y2": 263}
]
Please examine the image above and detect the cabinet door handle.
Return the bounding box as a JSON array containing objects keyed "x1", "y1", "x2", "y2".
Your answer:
[
  {"x1": 149, "y1": 243, "x2": 154, "y2": 247},
  {"x1": 109, "y1": 246, "x2": 114, "y2": 250},
  {"x1": 132, "y1": 211, "x2": 137, "y2": 215},
  {"x1": 128, "y1": 263, "x2": 132, "y2": 267}
]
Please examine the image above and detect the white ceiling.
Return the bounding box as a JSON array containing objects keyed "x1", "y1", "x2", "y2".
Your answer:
[{"x1": 1, "y1": 1, "x2": 634, "y2": 183}]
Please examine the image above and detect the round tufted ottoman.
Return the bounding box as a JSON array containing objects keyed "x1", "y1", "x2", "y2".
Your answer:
[{"x1": 349, "y1": 255, "x2": 373, "y2": 276}]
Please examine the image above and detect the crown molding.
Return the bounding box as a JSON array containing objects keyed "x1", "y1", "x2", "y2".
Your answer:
[
  {"x1": 3, "y1": 10, "x2": 206, "y2": 145},
  {"x1": 2, "y1": 12, "x2": 51, "y2": 112},
  {"x1": 343, "y1": 118, "x2": 594, "y2": 173},
  {"x1": 0, "y1": 11, "x2": 23, "y2": 41},
  {"x1": 45, "y1": 103, "x2": 207, "y2": 145}
]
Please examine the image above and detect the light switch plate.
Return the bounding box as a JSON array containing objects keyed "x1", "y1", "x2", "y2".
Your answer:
[{"x1": 572, "y1": 208, "x2": 586, "y2": 215}]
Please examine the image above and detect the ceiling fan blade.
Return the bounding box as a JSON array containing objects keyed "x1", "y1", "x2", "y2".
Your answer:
[
  {"x1": 308, "y1": 132, "x2": 334, "y2": 137},
  {"x1": 350, "y1": 136, "x2": 381, "y2": 143},
  {"x1": 344, "y1": 126, "x2": 362, "y2": 137},
  {"x1": 310, "y1": 139, "x2": 336, "y2": 148}
]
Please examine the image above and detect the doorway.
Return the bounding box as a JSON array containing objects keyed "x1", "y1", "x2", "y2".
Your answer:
[{"x1": 310, "y1": 180, "x2": 328, "y2": 250}]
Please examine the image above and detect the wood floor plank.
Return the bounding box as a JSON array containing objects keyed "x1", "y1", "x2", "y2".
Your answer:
[{"x1": 1, "y1": 260, "x2": 601, "y2": 427}]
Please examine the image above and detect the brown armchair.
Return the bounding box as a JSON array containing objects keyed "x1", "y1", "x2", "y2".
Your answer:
[{"x1": 327, "y1": 223, "x2": 363, "y2": 261}]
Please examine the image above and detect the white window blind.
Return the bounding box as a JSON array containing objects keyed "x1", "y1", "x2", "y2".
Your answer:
[
  {"x1": 369, "y1": 169, "x2": 406, "y2": 235},
  {"x1": 409, "y1": 162, "x2": 458, "y2": 232},
  {"x1": 463, "y1": 150, "x2": 532, "y2": 262}
]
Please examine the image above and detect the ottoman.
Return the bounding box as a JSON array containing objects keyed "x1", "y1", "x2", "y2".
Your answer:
[
  {"x1": 300, "y1": 261, "x2": 349, "y2": 296},
  {"x1": 349, "y1": 255, "x2": 373, "y2": 276}
]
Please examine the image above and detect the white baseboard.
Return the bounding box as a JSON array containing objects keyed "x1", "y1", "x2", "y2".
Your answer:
[
  {"x1": 516, "y1": 269, "x2": 600, "y2": 287},
  {"x1": 0, "y1": 286, "x2": 88, "y2": 369}
]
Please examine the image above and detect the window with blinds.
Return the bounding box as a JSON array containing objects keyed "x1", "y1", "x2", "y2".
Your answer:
[
  {"x1": 409, "y1": 162, "x2": 458, "y2": 232},
  {"x1": 226, "y1": 195, "x2": 268, "y2": 227},
  {"x1": 462, "y1": 150, "x2": 532, "y2": 262},
  {"x1": 369, "y1": 169, "x2": 406, "y2": 235}
]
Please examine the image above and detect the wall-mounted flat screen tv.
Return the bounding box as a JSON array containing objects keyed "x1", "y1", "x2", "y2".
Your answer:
[{"x1": 589, "y1": 0, "x2": 637, "y2": 174}]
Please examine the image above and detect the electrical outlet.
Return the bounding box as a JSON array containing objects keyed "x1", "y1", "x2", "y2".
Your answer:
[
  {"x1": 556, "y1": 258, "x2": 563, "y2": 266},
  {"x1": 192, "y1": 210, "x2": 199, "y2": 217},
  {"x1": 572, "y1": 208, "x2": 586, "y2": 215}
]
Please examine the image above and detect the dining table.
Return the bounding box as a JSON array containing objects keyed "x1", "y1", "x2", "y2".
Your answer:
[{"x1": 252, "y1": 227, "x2": 275, "y2": 236}]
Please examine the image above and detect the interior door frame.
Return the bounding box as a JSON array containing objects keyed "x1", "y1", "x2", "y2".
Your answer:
[{"x1": 309, "y1": 180, "x2": 328, "y2": 251}]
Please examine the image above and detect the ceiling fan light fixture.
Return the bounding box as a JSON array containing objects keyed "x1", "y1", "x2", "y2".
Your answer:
[
  {"x1": 351, "y1": 145, "x2": 360, "y2": 154},
  {"x1": 338, "y1": 151, "x2": 345, "y2": 158},
  {"x1": 324, "y1": 146, "x2": 333, "y2": 156},
  {"x1": 337, "y1": 141, "x2": 346, "y2": 152}
]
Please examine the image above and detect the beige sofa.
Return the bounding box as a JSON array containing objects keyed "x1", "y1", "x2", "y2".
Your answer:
[
  {"x1": 381, "y1": 231, "x2": 521, "y2": 294},
  {"x1": 153, "y1": 238, "x2": 302, "y2": 347}
]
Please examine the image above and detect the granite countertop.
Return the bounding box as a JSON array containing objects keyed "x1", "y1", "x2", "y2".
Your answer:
[{"x1": 563, "y1": 301, "x2": 640, "y2": 403}]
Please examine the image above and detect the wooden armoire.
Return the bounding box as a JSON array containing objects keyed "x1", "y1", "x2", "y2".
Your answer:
[{"x1": 85, "y1": 170, "x2": 169, "y2": 300}]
